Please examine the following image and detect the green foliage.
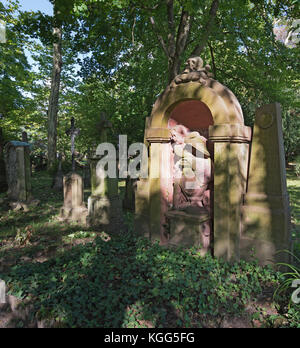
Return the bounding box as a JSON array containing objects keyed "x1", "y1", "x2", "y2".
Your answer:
[
  {"x1": 286, "y1": 170, "x2": 300, "y2": 243},
  {"x1": 14, "y1": 226, "x2": 33, "y2": 246},
  {"x1": 274, "y1": 250, "x2": 300, "y2": 301},
  {"x1": 2, "y1": 228, "x2": 281, "y2": 328},
  {"x1": 0, "y1": 1, "x2": 32, "y2": 122},
  {"x1": 1, "y1": 0, "x2": 299, "y2": 162},
  {"x1": 0, "y1": 171, "x2": 299, "y2": 328},
  {"x1": 282, "y1": 111, "x2": 300, "y2": 162},
  {"x1": 69, "y1": 0, "x2": 300, "y2": 150},
  {"x1": 273, "y1": 250, "x2": 300, "y2": 328}
]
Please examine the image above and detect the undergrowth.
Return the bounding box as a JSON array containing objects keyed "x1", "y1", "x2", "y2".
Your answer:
[{"x1": 2, "y1": 229, "x2": 299, "y2": 328}]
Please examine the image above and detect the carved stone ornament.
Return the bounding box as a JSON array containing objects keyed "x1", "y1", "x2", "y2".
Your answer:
[
  {"x1": 256, "y1": 113, "x2": 274, "y2": 129},
  {"x1": 170, "y1": 56, "x2": 213, "y2": 89}
]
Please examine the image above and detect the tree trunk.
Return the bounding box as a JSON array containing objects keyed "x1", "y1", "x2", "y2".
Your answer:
[
  {"x1": 191, "y1": 0, "x2": 219, "y2": 56},
  {"x1": 47, "y1": 4, "x2": 62, "y2": 171},
  {"x1": 168, "y1": 56, "x2": 181, "y2": 83},
  {"x1": 149, "y1": 3, "x2": 193, "y2": 83}
]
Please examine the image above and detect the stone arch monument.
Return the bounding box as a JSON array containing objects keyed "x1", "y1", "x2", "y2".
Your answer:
[{"x1": 135, "y1": 57, "x2": 290, "y2": 265}]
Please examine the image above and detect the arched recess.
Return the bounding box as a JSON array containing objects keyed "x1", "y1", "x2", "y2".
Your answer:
[
  {"x1": 168, "y1": 99, "x2": 214, "y2": 130},
  {"x1": 167, "y1": 99, "x2": 214, "y2": 155},
  {"x1": 148, "y1": 80, "x2": 244, "y2": 140}
]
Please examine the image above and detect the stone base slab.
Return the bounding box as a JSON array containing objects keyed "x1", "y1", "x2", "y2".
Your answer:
[
  {"x1": 239, "y1": 236, "x2": 290, "y2": 266},
  {"x1": 165, "y1": 209, "x2": 211, "y2": 255},
  {"x1": 60, "y1": 205, "x2": 88, "y2": 225},
  {"x1": 242, "y1": 202, "x2": 291, "y2": 264}
]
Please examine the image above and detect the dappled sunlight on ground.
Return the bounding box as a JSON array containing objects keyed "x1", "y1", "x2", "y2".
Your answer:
[{"x1": 0, "y1": 171, "x2": 299, "y2": 328}]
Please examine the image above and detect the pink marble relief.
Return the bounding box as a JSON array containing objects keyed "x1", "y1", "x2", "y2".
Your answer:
[{"x1": 170, "y1": 125, "x2": 212, "y2": 213}]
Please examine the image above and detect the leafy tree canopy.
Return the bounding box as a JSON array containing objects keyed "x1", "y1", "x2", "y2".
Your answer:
[{"x1": 0, "y1": 0, "x2": 299, "y2": 160}]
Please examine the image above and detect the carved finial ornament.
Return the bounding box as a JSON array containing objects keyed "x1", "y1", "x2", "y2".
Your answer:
[{"x1": 170, "y1": 56, "x2": 213, "y2": 88}]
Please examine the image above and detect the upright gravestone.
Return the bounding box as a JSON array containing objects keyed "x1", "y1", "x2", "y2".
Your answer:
[
  {"x1": 87, "y1": 112, "x2": 122, "y2": 228},
  {"x1": 60, "y1": 173, "x2": 88, "y2": 224},
  {"x1": 0, "y1": 128, "x2": 7, "y2": 193},
  {"x1": 5, "y1": 140, "x2": 32, "y2": 204},
  {"x1": 60, "y1": 117, "x2": 88, "y2": 224},
  {"x1": 242, "y1": 103, "x2": 291, "y2": 264}
]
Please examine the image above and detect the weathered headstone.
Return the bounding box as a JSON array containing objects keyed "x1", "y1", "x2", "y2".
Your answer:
[
  {"x1": 0, "y1": 127, "x2": 7, "y2": 193},
  {"x1": 60, "y1": 118, "x2": 88, "y2": 223},
  {"x1": 242, "y1": 103, "x2": 291, "y2": 264},
  {"x1": 60, "y1": 172, "x2": 88, "y2": 224},
  {"x1": 87, "y1": 112, "x2": 122, "y2": 228},
  {"x1": 5, "y1": 141, "x2": 32, "y2": 204}
]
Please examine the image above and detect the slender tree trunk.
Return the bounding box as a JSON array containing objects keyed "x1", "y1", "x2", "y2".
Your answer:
[
  {"x1": 168, "y1": 56, "x2": 181, "y2": 83},
  {"x1": 208, "y1": 41, "x2": 217, "y2": 78},
  {"x1": 148, "y1": 0, "x2": 219, "y2": 83},
  {"x1": 47, "y1": 4, "x2": 62, "y2": 171},
  {"x1": 191, "y1": 0, "x2": 219, "y2": 56},
  {"x1": 149, "y1": 2, "x2": 193, "y2": 83}
]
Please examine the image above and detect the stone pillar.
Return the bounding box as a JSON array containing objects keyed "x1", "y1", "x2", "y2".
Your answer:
[
  {"x1": 5, "y1": 142, "x2": 32, "y2": 203},
  {"x1": 87, "y1": 112, "x2": 122, "y2": 228},
  {"x1": 135, "y1": 117, "x2": 151, "y2": 238},
  {"x1": 146, "y1": 129, "x2": 173, "y2": 245},
  {"x1": 242, "y1": 103, "x2": 291, "y2": 265},
  {"x1": 135, "y1": 122, "x2": 173, "y2": 244},
  {"x1": 60, "y1": 173, "x2": 88, "y2": 224},
  {"x1": 149, "y1": 141, "x2": 163, "y2": 242},
  {"x1": 209, "y1": 124, "x2": 251, "y2": 262},
  {"x1": 135, "y1": 178, "x2": 150, "y2": 238}
]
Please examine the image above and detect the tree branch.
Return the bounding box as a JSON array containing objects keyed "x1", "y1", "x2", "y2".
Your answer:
[
  {"x1": 149, "y1": 15, "x2": 169, "y2": 57},
  {"x1": 132, "y1": 16, "x2": 136, "y2": 45},
  {"x1": 191, "y1": 0, "x2": 219, "y2": 56},
  {"x1": 208, "y1": 41, "x2": 216, "y2": 78},
  {"x1": 238, "y1": 32, "x2": 256, "y2": 64},
  {"x1": 166, "y1": 0, "x2": 176, "y2": 58},
  {"x1": 140, "y1": 3, "x2": 160, "y2": 11},
  {"x1": 176, "y1": 9, "x2": 193, "y2": 57},
  {"x1": 165, "y1": 8, "x2": 193, "y2": 82}
]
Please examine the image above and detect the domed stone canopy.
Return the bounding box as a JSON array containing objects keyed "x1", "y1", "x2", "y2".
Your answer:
[{"x1": 146, "y1": 57, "x2": 248, "y2": 144}]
